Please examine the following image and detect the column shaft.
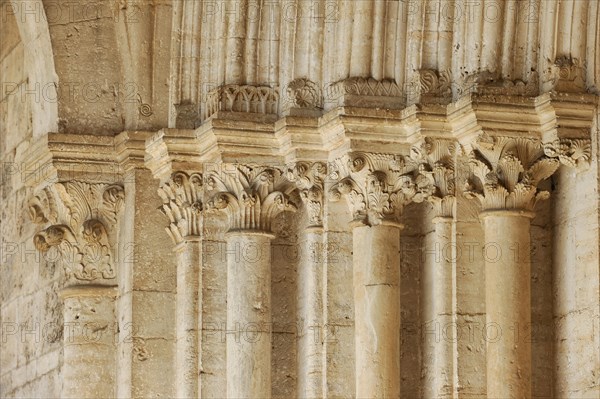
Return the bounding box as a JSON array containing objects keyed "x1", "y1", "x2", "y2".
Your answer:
[
  {"x1": 422, "y1": 218, "x2": 456, "y2": 398},
  {"x1": 175, "y1": 239, "x2": 201, "y2": 398},
  {"x1": 482, "y1": 212, "x2": 532, "y2": 398},
  {"x1": 297, "y1": 228, "x2": 325, "y2": 398},
  {"x1": 353, "y1": 224, "x2": 401, "y2": 398},
  {"x1": 61, "y1": 286, "x2": 117, "y2": 399},
  {"x1": 226, "y1": 232, "x2": 273, "y2": 398}
]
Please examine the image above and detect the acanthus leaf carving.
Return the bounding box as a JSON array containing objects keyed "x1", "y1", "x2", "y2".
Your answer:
[
  {"x1": 464, "y1": 135, "x2": 560, "y2": 212},
  {"x1": 329, "y1": 152, "x2": 435, "y2": 226},
  {"x1": 205, "y1": 165, "x2": 297, "y2": 234},
  {"x1": 29, "y1": 182, "x2": 124, "y2": 283},
  {"x1": 157, "y1": 171, "x2": 204, "y2": 245},
  {"x1": 411, "y1": 138, "x2": 457, "y2": 218},
  {"x1": 543, "y1": 138, "x2": 591, "y2": 168},
  {"x1": 286, "y1": 161, "x2": 327, "y2": 228}
]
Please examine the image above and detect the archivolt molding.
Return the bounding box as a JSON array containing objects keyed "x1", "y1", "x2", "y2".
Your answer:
[
  {"x1": 29, "y1": 182, "x2": 124, "y2": 283},
  {"x1": 157, "y1": 171, "x2": 204, "y2": 245},
  {"x1": 205, "y1": 165, "x2": 297, "y2": 234},
  {"x1": 330, "y1": 152, "x2": 435, "y2": 226},
  {"x1": 286, "y1": 162, "x2": 328, "y2": 228}
]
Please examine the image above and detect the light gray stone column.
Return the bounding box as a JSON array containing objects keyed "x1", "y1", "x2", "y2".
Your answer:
[
  {"x1": 225, "y1": 231, "x2": 274, "y2": 398},
  {"x1": 422, "y1": 217, "x2": 456, "y2": 399},
  {"x1": 297, "y1": 227, "x2": 325, "y2": 398},
  {"x1": 330, "y1": 151, "x2": 436, "y2": 399},
  {"x1": 206, "y1": 165, "x2": 297, "y2": 399},
  {"x1": 60, "y1": 286, "x2": 118, "y2": 399},
  {"x1": 174, "y1": 238, "x2": 201, "y2": 398},
  {"x1": 352, "y1": 222, "x2": 402, "y2": 398},
  {"x1": 480, "y1": 210, "x2": 533, "y2": 398}
]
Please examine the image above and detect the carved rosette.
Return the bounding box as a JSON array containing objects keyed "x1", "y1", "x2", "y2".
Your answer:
[
  {"x1": 464, "y1": 135, "x2": 561, "y2": 212},
  {"x1": 412, "y1": 138, "x2": 457, "y2": 218},
  {"x1": 157, "y1": 171, "x2": 204, "y2": 245},
  {"x1": 330, "y1": 152, "x2": 435, "y2": 226},
  {"x1": 29, "y1": 182, "x2": 124, "y2": 283},
  {"x1": 286, "y1": 162, "x2": 327, "y2": 228},
  {"x1": 205, "y1": 165, "x2": 297, "y2": 234},
  {"x1": 284, "y1": 78, "x2": 323, "y2": 110}
]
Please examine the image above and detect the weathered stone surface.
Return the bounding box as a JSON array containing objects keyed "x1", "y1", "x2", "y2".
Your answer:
[{"x1": 1, "y1": 1, "x2": 599, "y2": 398}]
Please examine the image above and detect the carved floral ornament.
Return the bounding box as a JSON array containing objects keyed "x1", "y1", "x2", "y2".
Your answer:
[
  {"x1": 29, "y1": 182, "x2": 124, "y2": 282},
  {"x1": 464, "y1": 134, "x2": 591, "y2": 212},
  {"x1": 204, "y1": 165, "x2": 297, "y2": 233},
  {"x1": 329, "y1": 152, "x2": 435, "y2": 226},
  {"x1": 157, "y1": 172, "x2": 204, "y2": 245},
  {"x1": 286, "y1": 161, "x2": 328, "y2": 228}
]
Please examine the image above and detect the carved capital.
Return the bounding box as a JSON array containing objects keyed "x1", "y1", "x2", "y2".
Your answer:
[
  {"x1": 464, "y1": 134, "x2": 560, "y2": 212},
  {"x1": 543, "y1": 138, "x2": 591, "y2": 169},
  {"x1": 416, "y1": 69, "x2": 452, "y2": 99},
  {"x1": 157, "y1": 171, "x2": 204, "y2": 245},
  {"x1": 330, "y1": 152, "x2": 435, "y2": 226},
  {"x1": 205, "y1": 165, "x2": 297, "y2": 234},
  {"x1": 545, "y1": 57, "x2": 586, "y2": 92},
  {"x1": 29, "y1": 182, "x2": 124, "y2": 283},
  {"x1": 286, "y1": 162, "x2": 327, "y2": 228},
  {"x1": 203, "y1": 84, "x2": 279, "y2": 120},
  {"x1": 411, "y1": 138, "x2": 457, "y2": 218}
]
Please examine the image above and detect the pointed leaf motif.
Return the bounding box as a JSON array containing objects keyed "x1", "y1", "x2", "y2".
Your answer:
[
  {"x1": 158, "y1": 172, "x2": 204, "y2": 244},
  {"x1": 206, "y1": 165, "x2": 297, "y2": 233},
  {"x1": 466, "y1": 135, "x2": 560, "y2": 211},
  {"x1": 287, "y1": 162, "x2": 327, "y2": 227},
  {"x1": 329, "y1": 152, "x2": 434, "y2": 225},
  {"x1": 29, "y1": 181, "x2": 123, "y2": 284}
]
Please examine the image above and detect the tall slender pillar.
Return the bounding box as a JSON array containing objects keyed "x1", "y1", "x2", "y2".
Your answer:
[
  {"x1": 206, "y1": 165, "x2": 297, "y2": 399},
  {"x1": 288, "y1": 162, "x2": 327, "y2": 398},
  {"x1": 480, "y1": 210, "x2": 533, "y2": 397},
  {"x1": 29, "y1": 182, "x2": 124, "y2": 398},
  {"x1": 465, "y1": 135, "x2": 561, "y2": 398},
  {"x1": 157, "y1": 172, "x2": 204, "y2": 398},
  {"x1": 417, "y1": 138, "x2": 457, "y2": 398},
  {"x1": 330, "y1": 152, "x2": 435, "y2": 398}
]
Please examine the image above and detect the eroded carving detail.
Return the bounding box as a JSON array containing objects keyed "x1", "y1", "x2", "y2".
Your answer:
[
  {"x1": 418, "y1": 69, "x2": 452, "y2": 97},
  {"x1": 464, "y1": 134, "x2": 560, "y2": 212},
  {"x1": 331, "y1": 77, "x2": 402, "y2": 97},
  {"x1": 330, "y1": 152, "x2": 435, "y2": 226},
  {"x1": 550, "y1": 57, "x2": 586, "y2": 92},
  {"x1": 157, "y1": 171, "x2": 204, "y2": 245},
  {"x1": 543, "y1": 138, "x2": 591, "y2": 168},
  {"x1": 204, "y1": 84, "x2": 279, "y2": 119},
  {"x1": 412, "y1": 138, "x2": 457, "y2": 218},
  {"x1": 284, "y1": 78, "x2": 323, "y2": 110},
  {"x1": 205, "y1": 165, "x2": 297, "y2": 233},
  {"x1": 286, "y1": 162, "x2": 327, "y2": 227},
  {"x1": 29, "y1": 182, "x2": 124, "y2": 282}
]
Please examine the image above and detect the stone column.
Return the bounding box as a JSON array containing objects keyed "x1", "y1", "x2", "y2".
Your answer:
[
  {"x1": 157, "y1": 172, "x2": 204, "y2": 398},
  {"x1": 480, "y1": 210, "x2": 533, "y2": 397},
  {"x1": 287, "y1": 162, "x2": 327, "y2": 398},
  {"x1": 225, "y1": 231, "x2": 274, "y2": 398},
  {"x1": 29, "y1": 182, "x2": 125, "y2": 398},
  {"x1": 465, "y1": 135, "x2": 561, "y2": 398},
  {"x1": 352, "y1": 222, "x2": 402, "y2": 398},
  {"x1": 206, "y1": 165, "x2": 297, "y2": 399},
  {"x1": 61, "y1": 286, "x2": 118, "y2": 399},
  {"x1": 330, "y1": 152, "x2": 435, "y2": 398},
  {"x1": 417, "y1": 139, "x2": 457, "y2": 398}
]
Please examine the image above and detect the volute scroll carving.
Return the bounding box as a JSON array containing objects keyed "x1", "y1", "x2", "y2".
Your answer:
[
  {"x1": 286, "y1": 161, "x2": 327, "y2": 228},
  {"x1": 157, "y1": 171, "x2": 204, "y2": 245},
  {"x1": 205, "y1": 165, "x2": 297, "y2": 234},
  {"x1": 330, "y1": 152, "x2": 435, "y2": 226},
  {"x1": 411, "y1": 138, "x2": 457, "y2": 218},
  {"x1": 464, "y1": 134, "x2": 560, "y2": 212},
  {"x1": 29, "y1": 182, "x2": 124, "y2": 283}
]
